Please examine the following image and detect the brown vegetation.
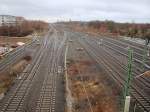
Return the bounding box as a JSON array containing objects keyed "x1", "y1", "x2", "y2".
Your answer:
[
  {"x1": 0, "y1": 37, "x2": 31, "y2": 46},
  {"x1": 62, "y1": 21, "x2": 150, "y2": 40},
  {"x1": 67, "y1": 60, "x2": 119, "y2": 112},
  {"x1": 0, "y1": 20, "x2": 49, "y2": 37},
  {"x1": 0, "y1": 56, "x2": 31, "y2": 94}
]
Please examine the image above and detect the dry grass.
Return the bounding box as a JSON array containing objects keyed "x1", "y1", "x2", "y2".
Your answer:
[
  {"x1": 67, "y1": 60, "x2": 119, "y2": 112},
  {"x1": 0, "y1": 56, "x2": 31, "y2": 94},
  {"x1": 0, "y1": 36, "x2": 31, "y2": 46}
]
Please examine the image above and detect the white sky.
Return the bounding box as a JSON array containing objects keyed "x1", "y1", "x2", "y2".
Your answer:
[{"x1": 0, "y1": 0, "x2": 150, "y2": 23}]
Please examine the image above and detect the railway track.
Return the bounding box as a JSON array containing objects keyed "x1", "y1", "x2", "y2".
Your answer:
[
  {"x1": 83, "y1": 36, "x2": 150, "y2": 87},
  {"x1": 81, "y1": 35, "x2": 150, "y2": 85},
  {"x1": 35, "y1": 32, "x2": 58, "y2": 111},
  {"x1": 0, "y1": 33, "x2": 51, "y2": 111},
  {"x1": 75, "y1": 34, "x2": 150, "y2": 112},
  {"x1": 0, "y1": 41, "x2": 39, "y2": 72},
  {"x1": 84, "y1": 35, "x2": 150, "y2": 69},
  {"x1": 103, "y1": 40, "x2": 150, "y2": 66},
  {"x1": 119, "y1": 38, "x2": 150, "y2": 50},
  {"x1": 0, "y1": 27, "x2": 66, "y2": 112},
  {"x1": 1, "y1": 24, "x2": 149, "y2": 111},
  {"x1": 35, "y1": 30, "x2": 66, "y2": 112}
]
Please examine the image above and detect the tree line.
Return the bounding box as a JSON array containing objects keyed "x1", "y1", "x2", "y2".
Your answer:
[
  {"x1": 63, "y1": 20, "x2": 150, "y2": 40},
  {"x1": 0, "y1": 20, "x2": 49, "y2": 37},
  {"x1": 87, "y1": 21, "x2": 150, "y2": 39}
]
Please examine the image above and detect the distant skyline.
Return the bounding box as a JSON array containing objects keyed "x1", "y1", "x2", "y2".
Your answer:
[{"x1": 0, "y1": 0, "x2": 150, "y2": 23}]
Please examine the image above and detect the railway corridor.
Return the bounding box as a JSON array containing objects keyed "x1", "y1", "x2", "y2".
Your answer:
[
  {"x1": 0, "y1": 24, "x2": 150, "y2": 112},
  {"x1": 0, "y1": 29, "x2": 66, "y2": 112},
  {"x1": 75, "y1": 32, "x2": 150, "y2": 112}
]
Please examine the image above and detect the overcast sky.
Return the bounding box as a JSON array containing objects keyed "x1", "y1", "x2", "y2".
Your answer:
[{"x1": 0, "y1": 0, "x2": 150, "y2": 23}]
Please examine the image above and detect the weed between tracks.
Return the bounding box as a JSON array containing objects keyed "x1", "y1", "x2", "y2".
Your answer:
[
  {"x1": 67, "y1": 59, "x2": 119, "y2": 112},
  {"x1": 0, "y1": 56, "x2": 31, "y2": 94}
]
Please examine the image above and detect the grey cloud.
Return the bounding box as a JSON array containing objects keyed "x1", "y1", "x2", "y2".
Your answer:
[{"x1": 0, "y1": 0, "x2": 150, "y2": 23}]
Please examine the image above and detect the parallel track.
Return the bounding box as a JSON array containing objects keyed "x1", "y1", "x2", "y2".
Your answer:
[
  {"x1": 0, "y1": 27, "x2": 66, "y2": 112},
  {"x1": 76, "y1": 35, "x2": 150, "y2": 112}
]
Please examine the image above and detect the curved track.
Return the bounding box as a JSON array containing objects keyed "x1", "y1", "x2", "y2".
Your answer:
[{"x1": 0, "y1": 26, "x2": 66, "y2": 112}]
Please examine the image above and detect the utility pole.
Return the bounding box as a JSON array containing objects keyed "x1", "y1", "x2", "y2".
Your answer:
[{"x1": 124, "y1": 48, "x2": 133, "y2": 112}]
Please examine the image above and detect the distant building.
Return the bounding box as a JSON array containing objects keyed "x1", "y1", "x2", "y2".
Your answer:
[{"x1": 0, "y1": 15, "x2": 25, "y2": 26}]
